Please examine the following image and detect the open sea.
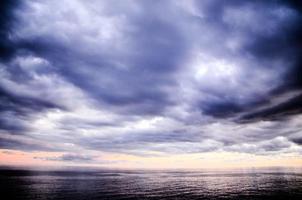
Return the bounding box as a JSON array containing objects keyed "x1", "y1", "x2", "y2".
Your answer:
[{"x1": 1, "y1": 168, "x2": 302, "y2": 200}]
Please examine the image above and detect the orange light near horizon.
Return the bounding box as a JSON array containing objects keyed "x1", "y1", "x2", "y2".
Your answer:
[{"x1": 1, "y1": 149, "x2": 302, "y2": 170}]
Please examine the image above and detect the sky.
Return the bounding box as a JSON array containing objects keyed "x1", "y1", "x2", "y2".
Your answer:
[{"x1": 0, "y1": 0, "x2": 302, "y2": 169}]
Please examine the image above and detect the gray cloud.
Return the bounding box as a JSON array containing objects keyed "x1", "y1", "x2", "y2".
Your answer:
[
  {"x1": 0, "y1": 135, "x2": 58, "y2": 152},
  {"x1": 0, "y1": 0, "x2": 302, "y2": 159},
  {"x1": 34, "y1": 154, "x2": 96, "y2": 162}
]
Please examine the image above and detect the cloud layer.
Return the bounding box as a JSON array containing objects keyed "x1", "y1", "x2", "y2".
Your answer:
[{"x1": 0, "y1": 0, "x2": 302, "y2": 162}]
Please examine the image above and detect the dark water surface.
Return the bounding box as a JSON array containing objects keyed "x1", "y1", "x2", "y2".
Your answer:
[{"x1": 1, "y1": 168, "x2": 302, "y2": 200}]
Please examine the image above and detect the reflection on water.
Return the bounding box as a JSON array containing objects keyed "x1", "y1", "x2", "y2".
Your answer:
[{"x1": 1, "y1": 168, "x2": 302, "y2": 200}]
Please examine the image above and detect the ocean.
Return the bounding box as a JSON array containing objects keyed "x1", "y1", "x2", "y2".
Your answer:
[{"x1": 1, "y1": 168, "x2": 302, "y2": 200}]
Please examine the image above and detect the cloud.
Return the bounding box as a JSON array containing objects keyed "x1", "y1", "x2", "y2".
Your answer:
[
  {"x1": 239, "y1": 93, "x2": 302, "y2": 122},
  {"x1": 0, "y1": 0, "x2": 302, "y2": 160},
  {"x1": 0, "y1": 134, "x2": 58, "y2": 152},
  {"x1": 0, "y1": 0, "x2": 22, "y2": 61},
  {"x1": 1, "y1": 150, "x2": 15, "y2": 155},
  {"x1": 34, "y1": 153, "x2": 96, "y2": 162},
  {"x1": 224, "y1": 136, "x2": 298, "y2": 155}
]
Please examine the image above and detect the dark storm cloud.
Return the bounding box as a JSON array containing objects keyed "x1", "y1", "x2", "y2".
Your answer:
[
  {"x1": 244, "y1": 1, "x2": 302, "y2": 92},
  {"x1": 291, "y1": 137, "x2": 302, "y2": 145},
  {"x1": 201, "y1": 101, "x2": 244, "y2": 118},
  {"x1": 0, "y1": 0, "x2": 21, "y2": 61},
  {"x1": 193, "y1": 0, "x2": 302, "y2": 119},
  {"x1": 0, "y1": 0, "x2": 302, "y2": 157},
  {"x1": 0, "y1": 87, "x2": 60, "y2": 115},
  {"x1": 0, "y1": 83, "x2": 63, "y2": 133},
  {"x1": 0, "y1": 0, "x2": 63, "y2": 134},
  {"x1": 12, "y1": 1, "x2": 187, "y2": 116},
  {"x1": 6, "y1": 0, "x2": 302, "y2": 118},
  {"x1": 240, "y1": 94, "x2": 302, "y2": 122}
]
